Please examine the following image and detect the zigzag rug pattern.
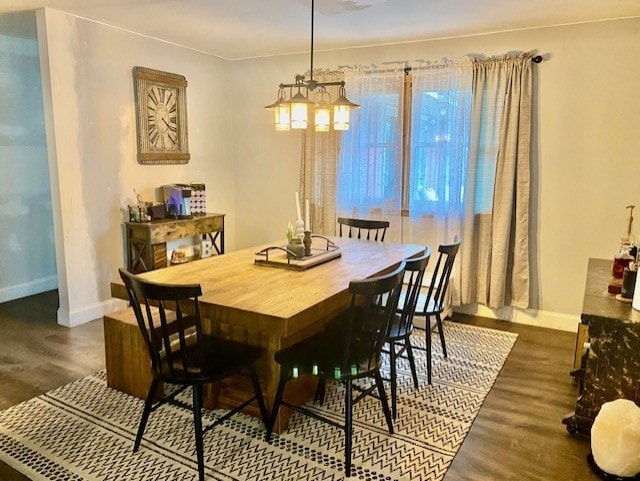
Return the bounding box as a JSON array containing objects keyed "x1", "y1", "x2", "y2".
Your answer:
[{"x1": 0, "y1": 321, "x2": 517, "y2": 481}]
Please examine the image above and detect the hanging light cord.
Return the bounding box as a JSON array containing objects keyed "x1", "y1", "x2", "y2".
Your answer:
[
  {"x1": 278, "y1": 0, "x2": 344, "y2": 92},
  {"x1": 266, "y1": 0, "x2": 358, "y2": 132},
  {"x1": 310, "y1": 0, "x2": 315, "y2": 83}
]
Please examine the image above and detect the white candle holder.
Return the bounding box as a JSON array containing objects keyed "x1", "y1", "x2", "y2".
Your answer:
[{"x1": 294, "y1": 219, "x2": 305, "y2": 240}]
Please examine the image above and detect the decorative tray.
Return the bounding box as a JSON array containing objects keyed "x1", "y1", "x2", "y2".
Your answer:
[{"x1": 254, "y1": 236, "x2": 341, "y2": 271}]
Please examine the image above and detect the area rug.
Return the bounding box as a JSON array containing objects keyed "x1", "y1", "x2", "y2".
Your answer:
[{"x1": 0, "y1": 321, "x2": 517, "y2": 481}]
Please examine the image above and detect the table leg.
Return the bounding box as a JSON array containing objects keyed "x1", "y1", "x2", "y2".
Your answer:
[{"x1": 201, "y1": 304, "x2": 344, "y2": 433}]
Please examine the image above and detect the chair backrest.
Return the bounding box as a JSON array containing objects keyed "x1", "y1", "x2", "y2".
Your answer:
[
  {"x1": 337, "y1": 217, "x2": 390, "y2": 242},
  {"x1": 422, "y1": 235, "x2": 461, "y2": 315},
  {"x1": 342, "y1": 261, "x2": 405, "y2": 372},
  {"x1": 119, "y1": 268, "x2": 203, "y2": 379},
  {"x1": 396, "y1": 247, "x2": 431, "y2": 334}
]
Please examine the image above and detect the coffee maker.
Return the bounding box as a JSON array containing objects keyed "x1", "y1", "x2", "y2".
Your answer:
[{"x1": 162, "y1": 184, "x2": 193, "y2": 219}]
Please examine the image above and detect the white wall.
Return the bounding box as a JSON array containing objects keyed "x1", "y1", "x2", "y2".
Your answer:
[
  {"x1": 0, "y1": 11, "x2": 56, "y2": 302},
  {"x1": 36, "y1": 8, "x2": 234, "y2": 326},
  {"x1": 231, "y1": 18, "x2": 640, "y2": 328},
  {"x1": 232, "y1": 53, "x2": 309, "y2": 248}
]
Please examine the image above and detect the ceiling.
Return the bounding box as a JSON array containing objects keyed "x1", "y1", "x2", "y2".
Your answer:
[{"x1": 3, "y1": 0, "x2": 640, "y2": 60}]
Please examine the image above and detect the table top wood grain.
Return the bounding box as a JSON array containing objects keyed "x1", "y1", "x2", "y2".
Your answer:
[{"x1": 112, "y1": 237, "x2": 425, "y2": 337}]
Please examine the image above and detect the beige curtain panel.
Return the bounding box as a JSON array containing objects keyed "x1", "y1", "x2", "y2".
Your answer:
[{"x1": 460, "y1": 54, "x2": 532, "y2": 309}]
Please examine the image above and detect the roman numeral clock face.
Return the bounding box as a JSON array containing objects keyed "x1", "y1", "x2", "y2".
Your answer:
[
  {"x1": 134, "y1": 67, "x2": 189, "y2": 164},
  {"x1": 147, "y1": 85, "x2": 178, "y2": 150}
]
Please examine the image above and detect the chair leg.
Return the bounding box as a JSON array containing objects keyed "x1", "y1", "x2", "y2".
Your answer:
[
  {"x1": 192, "y1": 384, "x2": 205, "y2": 481},
  {"x1": 267, "y1": 365, "x2": 288, "y2": 441},
  {"x1": 426, "y1": 315, "x2": 432, "y2": 385},
  {"x1": 344, "y1": 379, "x2": 353, "y2": 478},
  {"x1": 134, "y1": 377, "x2": 160, "y2": 452},
  {"x1": 389, "y1": 343, "x2": 398, "y2": 420},
  {"x1": 405, "y1": 337, "x2": 419, "y2": 389},
  {"x1": 436, "y1": 313, "x2": 447, "y2": 358},
  {"x1": 374, "y1": 371, "x2": 394, "y2": 435},
  {"x1": 248, "y1": 363, "x2": 269, "y2": 430},
  {"x1": 313, "y1": 377, "x2": 326, "y2": 405},
  {"x1": 196, "y1": 384, "x2": 204, "y2": 424}
]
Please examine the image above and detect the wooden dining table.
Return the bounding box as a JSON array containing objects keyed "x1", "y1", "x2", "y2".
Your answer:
[{"x1": 110, "y1": 236, "x2": 425, "y2": 432}]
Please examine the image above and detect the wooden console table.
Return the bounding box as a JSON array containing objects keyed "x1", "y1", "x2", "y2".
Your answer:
[
  {"x1": 563, "y1": 258, "x2": 640, "y2": 436},
  {"x1": 125, "y1": 213, "x2": 224, "y2": 273}
]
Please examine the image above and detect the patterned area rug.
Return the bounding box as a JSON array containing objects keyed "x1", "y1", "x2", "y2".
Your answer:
[{"x1": 0, "y1": 321, "x2": 517, "y2": 481}]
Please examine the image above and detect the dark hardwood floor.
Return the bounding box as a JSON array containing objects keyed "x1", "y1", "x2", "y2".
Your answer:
[
  {"x1": 0, "y1": 291, "x2": 596, "y2": 480},
  {"x1": 445, "y1": 315, "x2": 597, "y2": 481},
  {"x1": 0, "y1": 291, "x2": 104, "y2": 481}
]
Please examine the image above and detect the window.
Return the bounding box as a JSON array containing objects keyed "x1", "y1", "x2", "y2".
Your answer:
[
  {"x1": 358, "y1": 94, "x2": 398, "y2": 201},
  {"x1": 409, "y1": 88, "x2": 471, "y2": 217},
  {"x1": 338, "y1": 64, "x2": 472, "y2": 221},
  {"x1": 337, "y1": 70, "x2": 404, "y2": 216}
]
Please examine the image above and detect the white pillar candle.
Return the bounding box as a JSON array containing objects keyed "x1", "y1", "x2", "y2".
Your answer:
[
  {"x1": 295, "y1": 191, "x2": 302, "y2": 221},
  {"x1": 305, "y1": 199, "x2": 310, "y2": 231}
]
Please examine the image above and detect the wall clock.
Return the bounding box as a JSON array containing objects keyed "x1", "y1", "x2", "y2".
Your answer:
[{"x1": 134, "y1": 67, "x2": 190, "y2": 164}]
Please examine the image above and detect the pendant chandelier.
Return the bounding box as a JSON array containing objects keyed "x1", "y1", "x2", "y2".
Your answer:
[{"x1": 265, "y1": 0, "x2": 359, "y2": 132}]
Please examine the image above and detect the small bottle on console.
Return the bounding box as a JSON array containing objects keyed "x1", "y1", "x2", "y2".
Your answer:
[{"x1": 608, "y1": 205, "x2": 636, "y2": 295}]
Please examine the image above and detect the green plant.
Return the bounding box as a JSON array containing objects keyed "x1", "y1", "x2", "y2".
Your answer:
[{"x1": 286, "y1": 221, "x2": 294, "y2": 242}]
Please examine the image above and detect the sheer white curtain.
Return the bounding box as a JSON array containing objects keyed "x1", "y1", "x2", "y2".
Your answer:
[
  {"x1": 336, "y1": 64, "x2": 406, "y2": 241},
  {"x1": 460, "y1": 54, "x2": 532, "y2": 308},
  {"x1": 299, "y1": 71, "x2": 344, "y2": 235},
  {"x1": 404, "y1": 59, "x2": 473, "y2": 305}
]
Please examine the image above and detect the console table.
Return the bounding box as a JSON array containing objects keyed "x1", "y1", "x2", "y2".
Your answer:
[
  {"x1": 125, "y1": 212, "x2": 224, "y2": 273},
  {"x1": 563, "y1": 258, "x2": 640, "y2": 436}
]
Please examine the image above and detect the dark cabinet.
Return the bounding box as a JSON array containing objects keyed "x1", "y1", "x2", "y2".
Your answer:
[{"x1": 563, "y1": 258, "x2": 640, "y2": 435}]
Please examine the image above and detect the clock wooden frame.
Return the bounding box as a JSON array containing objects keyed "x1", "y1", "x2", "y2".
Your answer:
[{"x1": 134, "y1": 67, "x2": 190, "y2": 165}]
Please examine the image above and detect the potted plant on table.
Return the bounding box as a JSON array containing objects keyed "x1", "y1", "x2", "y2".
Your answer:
[{"x1": 286, "y1": 221, "x2": 304, "y2": 259}]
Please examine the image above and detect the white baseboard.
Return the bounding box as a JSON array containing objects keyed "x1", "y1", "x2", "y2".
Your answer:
[
  {"x1": 0, "y1": 276, "x2": 58, "y2": 304},
  {"x1": 59, "y1": 298, "x2": 128, "y2": 327},
  {"x1": 453, "y1": 303, "x2": 579, "y2": 332}
]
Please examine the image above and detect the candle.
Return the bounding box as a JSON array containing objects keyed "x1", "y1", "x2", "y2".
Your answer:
[
  {"x1": 305, "y1": 199, "x2": 310, "y2": 231},
  {"x1": 295, "y1": 192, "x2": 302, "y2": 221}
]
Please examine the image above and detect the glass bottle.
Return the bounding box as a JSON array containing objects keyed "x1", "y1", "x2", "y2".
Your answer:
[{"x1": 612, "y1": 243, "x2": 634, "y2": 279}]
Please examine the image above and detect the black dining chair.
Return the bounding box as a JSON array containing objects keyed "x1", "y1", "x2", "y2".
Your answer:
[
  {"x1": 412, "y1": 236, "x2": 461, "y2": 384},
  {"x1": 119, "y1": 268, "x2": 268, "y2": 481},
  {"x1": 384, "y1": 247, "x2": 431, "y2": 419},
  {"x1": 266, "y1": 262, "x2": 406, "y2": 477},
  {"x1": 338, "y1": 217, "x2": 390, "y2": 242}
]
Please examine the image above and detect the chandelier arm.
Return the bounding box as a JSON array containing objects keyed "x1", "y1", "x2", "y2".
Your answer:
[{"x1": 278, "y1": 80, "x2": 344, "y2": 89}]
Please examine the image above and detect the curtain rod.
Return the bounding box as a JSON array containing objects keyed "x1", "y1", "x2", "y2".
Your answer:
[
  {"x1": 403, "y1": 55, "x2": 543, "y2": 74},
  {"x1": 339, "y1": 54, "x2": 544, "y2": 76}
]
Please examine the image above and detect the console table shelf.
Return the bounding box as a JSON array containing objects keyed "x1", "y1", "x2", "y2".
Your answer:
[
  {"x1": 563, "y1": 257, "x2": 640, "y2": 436},
  {"x1": 125, "y1": 212, "x2": 224, "y2": 273}
]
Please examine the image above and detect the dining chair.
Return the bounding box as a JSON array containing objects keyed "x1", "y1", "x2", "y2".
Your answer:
[
  {"x1": 384, "y1": 247, "x2": 431, "y2": 419},
  {"x1": 412, "y1": 235, "x2": 461, "y2": 384},
  {"x1": 266, "y1": 261, "x2": 406, "y2": 477},
  {"x1": 337, "y1": 217, "x2": 390, "y2": 242},
  {"x1": 119, "y1": 268, "x2": 268, "y2": 481}
]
